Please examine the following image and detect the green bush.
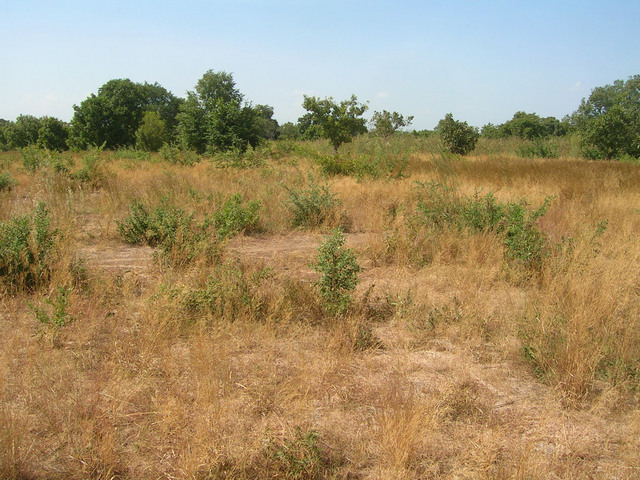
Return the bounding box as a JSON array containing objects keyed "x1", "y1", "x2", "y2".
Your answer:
[
  {"x1": 312, "y1": 228, "x2": 360, "y2": 314},
  {"x1": 284, "y1": 177, "x2": 341, "y2": 228},
  {"x1": 72, "y1": 146, "x2": 105, "y2": 186},
  {"x1": 0, "y1": 202, "x2": 58, "y2": 292},
  {"x1": 117, "y1": 199, "x2": 193, "y2": 246},
  {"x1": 212, "y1": 193, "x2": 261, "y2": 238},
  {"x1": 159, "y1": 143, "x2": 201, "y2": 166},
  {"x1": 437, "y1": 113, "x2": 479, "y2": 155},
  {"x1": 29, "y1": 285, "x2": 74, "y2": 328},
  {"x1": 135, "y1": 111, "x2": 169, "y2": 152},
  {"x1": 0, "y1": 172, "x2": 16, "y2": 191},
  {"x1": 117, "y1": 198, "x2": 223, "y2": 267},
  {"x1": 517, "y1": 140, "x2": 560, "y2": 158},
  {"x1": 414, "y1": 181, "x2": 552, "y2": 269},
  {"x1": 263, "y1": 428, "x2": 328, "y2": 480},
  {"x1": 19, "y1": 145, "x2": 48, "y2": 172}
]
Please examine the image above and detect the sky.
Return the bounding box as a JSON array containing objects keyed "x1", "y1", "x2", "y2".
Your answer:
[{"x1": 0, "y1": 0, "x2": 638, "y2": 130}]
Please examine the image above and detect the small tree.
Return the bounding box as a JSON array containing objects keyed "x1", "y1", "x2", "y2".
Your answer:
[
  {"x1": 312, "y1": 229, "x2": 360, "y2": 314},
  {"x1": 369, "y1": 110, "x2": 414, "y2": 139},
  {"x1": 301, "y1": 95, "x2": 368, "y2": 153},
  {"x1": 135, "y1": 111, "x2": 169, "y2": 152},
  {"x1": 176, "y1": 70, "x2": 262, "y2": 154},
  {"x1": 437, "y1": 113, "x2": 479, "y2": 155}
]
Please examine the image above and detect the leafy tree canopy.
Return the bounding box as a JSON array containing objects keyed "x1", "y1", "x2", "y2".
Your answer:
[
  {"x1": 369, "y1": 110, "x2": 414, "y2": 139},
  {"x1": 69, "y1": 79, "x2": 181, "y2": 150},
  {"x1": 481, "y1": 112, "x2": 568, "y2": 140},
  {"x1": 300, "y1": 95, "x2": 368, "y2": 153},
  {"x1": 37, "y1": 117, "x2": 69, "y2": 151},
  {"x1": 176, "y1": 70, "x2": 264, "y2": 154},
  {"x1": 571, "y1": 75, "x2": 640, "y2": 159}
]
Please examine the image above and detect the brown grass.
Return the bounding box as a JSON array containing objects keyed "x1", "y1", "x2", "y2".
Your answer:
[{"x1": 1, "y1": 142, "x2": 640, "y2": 478}]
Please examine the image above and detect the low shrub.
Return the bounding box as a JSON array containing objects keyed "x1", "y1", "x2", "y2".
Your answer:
[
  {"x1": 412, "y1": 181, "x2": 552, "y2": 270},
  {"x1": 29, "y1": 285, "x2": 74, "y2": 328},
  {"x1": 517, "y1": 140, "x2": 559, "y2": 158},
  {"x1": 312, "y1": 228, "x2": 360, "y2": 314},
  {"x1": 262, "y1": 428, "x2": 331, "y2": 480},
  {"x1": 159, "y1": 143, "x2": 201, "y2": 166},
  {"x1": 0, "y1": 172, "x2": 16, "y2": 191},
  {"x1": 72, "y1": 146, "x2": 106, "y2": 187},
  {"x1": 284, "y1": 177, "x2": 341, "y2": 228},
  {"x1": 0, "y1": 202, "x2": 58, "y2": 292},
  {"x1": 212, "y1": 193, "x2": 261, "y2": 238},
  {"x1": 19, "y1": 145, "x2": 47, "y2": 172}
]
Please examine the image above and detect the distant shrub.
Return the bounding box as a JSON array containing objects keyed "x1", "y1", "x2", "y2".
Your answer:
[
  {"x1": 284, "y1": 177, "x2": 341, "y2": 228},
  {"x1": 159, "y1": 143, "x2": 201, "y2": 166},
  {"x1": 135, "y1": 111, "x2": 169, "y2": 152},
  {"x1": 437, "y1": 113, "x2": 479, "y2": 155},
  {"x1": 113, "y1": 146, "x2": 151, "y2": 162},
  {"x1": 517, "y1": 140, "x2": 559, "y2": 158},
  {"x1": 0, "y1": 202, "x2": 58, "y2": 292}
]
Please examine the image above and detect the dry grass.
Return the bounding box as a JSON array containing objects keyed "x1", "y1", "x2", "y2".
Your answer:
[{"x1": 1, "y1": 141, "x2": 640, "y2": 478}]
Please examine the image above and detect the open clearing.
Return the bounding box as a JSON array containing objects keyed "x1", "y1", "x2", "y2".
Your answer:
[{"x1": 1, "y1": 141, "x2": 640, "y2": 478}]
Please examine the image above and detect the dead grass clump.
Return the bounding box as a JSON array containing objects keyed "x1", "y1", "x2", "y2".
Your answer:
[{"x1": 520, "y1": 227, "x2": 640, "y2": 403}]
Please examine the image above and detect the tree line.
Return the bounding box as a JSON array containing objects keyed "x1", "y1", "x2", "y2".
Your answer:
[{"x1": 0, "y1": 71, "x2": 638, "y2": 160}]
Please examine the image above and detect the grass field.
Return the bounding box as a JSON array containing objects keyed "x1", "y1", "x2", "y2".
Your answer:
[{"x1": 1, "y1": 136, "x2": 639, "y2": 479}]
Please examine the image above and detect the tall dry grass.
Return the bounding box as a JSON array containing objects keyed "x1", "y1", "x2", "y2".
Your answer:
[{"x1": 1, "y1": 141, "x2": 640, "y2": 478}]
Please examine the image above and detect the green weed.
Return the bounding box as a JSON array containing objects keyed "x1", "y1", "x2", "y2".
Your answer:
[
  {"x1": 312, "y1": 228, "x2": 360, "y2": 314},
  {"x1": 29, "y1": 286, "x2": 74, "y2": 328},
  {"x1": 0, "y1": 172, "x2": 16, "y2": 191},
  {"x1": 212, "y1": 193, "x2": 261, "y2": 238},
  {"x1": 284, "y1": 176, "x2": 341, "y2": 228},
  {"x1": 0, "y1": 203, "x2": 58, "y2": 292}
]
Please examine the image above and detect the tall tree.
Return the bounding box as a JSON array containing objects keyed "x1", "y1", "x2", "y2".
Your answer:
[
  {"x1": 571, "y1": 75, "x2": 640, "y2": 159},
  {"x1": 69, "y1": 79, "x2": 181, "y2": 149},
  {"x1": 300, "y1": 95, "x2": 368, "y2": 153},
  {"x1": 37, "y1": 117, "x2": 69, "y2": 151},
  {"x1": 6, "y1": 115, "x2": 42, "y2": 149},
  {"x1": 176, "y1": 70, "x2": 261, "y2": 153}
]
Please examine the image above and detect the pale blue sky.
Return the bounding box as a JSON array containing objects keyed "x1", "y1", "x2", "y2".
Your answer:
[{"x1": 1, "y1": 0, "x2": 638, "y2": 129}]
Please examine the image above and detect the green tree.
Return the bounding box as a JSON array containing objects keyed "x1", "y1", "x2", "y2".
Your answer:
[
  {"x1": 0, "y1": 119, "x2": 12, "y2": 151},
  {"x1": 369, "y1": 110, "x2": 414, "y2": 139},
  {"x1": 69, "y1": 79, "x2": 181, "y2": 149},
  {"x1": 278, "y1": 122, "x2": 302, "y2": 140},
  {"x1": 135, "y1": 111, "x2": 169, "y2": 152},
  {"x1": 581, "y1": 105, "x2": 638, "y2": 159},
  {"x1": 254, "y1": 104, "x2": 279, "y2": 140},
  {"x1": 437, "y1": 113, "x2": 479, "y2": 155},
  {"x1": 571, "y1": 75, "x2": 640, "y2": 159},
  {"x1": 498, "y1": 111, "x2": 567, "y2": 140},
  {"x1": 6, "y1": 115, "x2": 42, "y2": 149},
  {"x1": 176, "y1": 70, "x2": 261, "y2": 154},
  {"x1": 37, "y1": 117, "x2": 69, "y2": 151},
  {"x1": 300, "y1": 95, "x2": 368, "y2": 153}
]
